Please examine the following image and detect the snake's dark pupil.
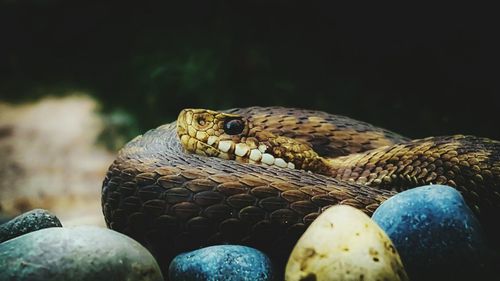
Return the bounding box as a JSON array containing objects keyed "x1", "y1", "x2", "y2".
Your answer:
[{"x1": 223, "y1": 118, "x2": 244, "y2": 135}]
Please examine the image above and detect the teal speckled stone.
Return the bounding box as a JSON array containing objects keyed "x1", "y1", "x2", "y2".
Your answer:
[{"x1": 169, "y1": 245, "x2": 273, "y2": 281}]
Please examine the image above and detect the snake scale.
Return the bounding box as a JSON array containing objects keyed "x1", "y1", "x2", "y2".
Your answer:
[{"x1": 101, "y1": 106, "x2": 500, "y2": 270}]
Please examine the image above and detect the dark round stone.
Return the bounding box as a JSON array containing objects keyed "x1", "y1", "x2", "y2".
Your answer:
[
  {"x1": 0, "y1": 209, "x2": 62, "y2": 243},
  {"x1": 372, "y1": 185, "x2": 491, "y2": 280}
]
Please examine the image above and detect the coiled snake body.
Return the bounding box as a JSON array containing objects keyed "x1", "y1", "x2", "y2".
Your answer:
[{"x1": 101, "y1": 107, "x2": 500, "y2": 269}]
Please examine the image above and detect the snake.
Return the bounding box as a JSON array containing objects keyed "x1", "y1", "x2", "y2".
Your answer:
[{"x1": 101, "y1": 106, "x2": 500, "y2": 271}]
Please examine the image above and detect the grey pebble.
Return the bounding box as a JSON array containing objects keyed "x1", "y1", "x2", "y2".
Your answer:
[
  {"x1": 0, "y1": 209, "x2": 62, "y2": 243},
  {"x1": 0, "y1": 226, "x2": 164, "y2": 281}
]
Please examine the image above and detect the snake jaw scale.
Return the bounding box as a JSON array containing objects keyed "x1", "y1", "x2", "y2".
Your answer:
[
  {"x1": 258, "y1": 144, "x2": 268, "y2": 153},
  {"x1": 235, "y1": 143, "x2": 250, "y2": 157},
  {"x1": 274, "y1": 158, "x2": 288, "y2": 168},
  {"x1": 218, "y1": 152, "x2": 231, "y2": 160},
  {"x1": 196, "y1": 131, "x2": 209, "y2": 142},
  {"x1": 207, "y1": 136, "x2": 218, "y2": 146},
  {"x1": 249, "y1": 149, "x2": 262, "y2": 161},
  {"x1": 180, "y1": 134, "x2": 190, "y2": 146},
  {"x1": 187, "y1": 137, "x2": 197, "y2": 151},
  {"x1": 218, "y1": 140, "x2": 233, "y2": 153},
  {"x1": 185, "y1": 110, "x2": 193, "y2": 125},
  {"x1": 188, "y1": 126, "x2": 197, "y2": 138},
  {"x1": 261, "y1": 153, "x2": 275, "y2": 165}
]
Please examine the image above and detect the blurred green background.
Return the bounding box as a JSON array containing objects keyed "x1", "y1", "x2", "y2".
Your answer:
[{"x1": 1, "y1": 1, "x2": 499, "y2": 143}]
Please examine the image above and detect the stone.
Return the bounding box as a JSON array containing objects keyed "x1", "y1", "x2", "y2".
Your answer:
[
  {"x1": 372, "y1": 185, "x2": 489, "y2": 280},
  {"x1": 0, "y1": 209, "x2": 62, "y2": 243},
  {"x1": 169, "y1": 245, "x2": 273, "y2": 281},
  {"x1": 286, "y1": 205, "x2": 408, "y2": 281},
  {"x1": 0, "y1": 226, "x2": 163, "y2": 281}
]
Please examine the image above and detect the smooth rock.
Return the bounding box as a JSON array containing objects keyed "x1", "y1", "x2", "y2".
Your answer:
[
  {"x1": 0, "y1": 226, "x2": 163, "y2": 281},
  {"x1": 169, "y1": 245, "x2": 273, "y2": 281},
  {"x1": 0, "y1": 209, "x2": 62, "y2": 243},
  {"x1": 286, "y1": 205, "x2": 408, "y2": 281},
  {"x1": 372, "y1": 185, "x2": 488, "y2": 280}
]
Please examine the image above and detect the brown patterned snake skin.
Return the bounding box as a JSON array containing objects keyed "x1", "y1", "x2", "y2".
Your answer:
[{"x1": 101, "y1": 106, "x2": 500, "y2": 270}]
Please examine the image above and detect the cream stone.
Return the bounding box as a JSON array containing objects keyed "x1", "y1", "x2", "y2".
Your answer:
[{"x1": 285, "y1": 205, "x2": 408, "y2": 281}]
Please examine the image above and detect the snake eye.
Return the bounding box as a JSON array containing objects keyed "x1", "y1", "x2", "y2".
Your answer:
[{"x1": 223, "y1": 118, "x2": 244, "y2": 135}]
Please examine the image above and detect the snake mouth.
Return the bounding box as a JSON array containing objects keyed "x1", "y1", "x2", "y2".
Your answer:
[
  {"x1": 177, "y1": 131, "x2": 228, "y2": 158},
  {"x1": 176, "y1": 108, "x2": 297, "y2": 169},
  {"x1": 178, "y1": 131, "x2": 297, "y2": 169}
]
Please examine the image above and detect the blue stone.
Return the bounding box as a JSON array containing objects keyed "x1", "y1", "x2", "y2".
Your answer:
[
  {"x1": 169, "y1": 245, "x2": 273, "y2": 281},
  {"x1": 372, "y1": 185, "x2": 490, "y2": 280}
]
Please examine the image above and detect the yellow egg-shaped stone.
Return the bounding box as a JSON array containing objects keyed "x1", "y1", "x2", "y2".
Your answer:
[{"x1": 285, "y1": 205, "x2": 408, "y2": 281}]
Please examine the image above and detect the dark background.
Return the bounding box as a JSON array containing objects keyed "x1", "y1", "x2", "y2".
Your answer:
[{"x1": 1, "y1": 1, "x2": 498, "y2": 140}]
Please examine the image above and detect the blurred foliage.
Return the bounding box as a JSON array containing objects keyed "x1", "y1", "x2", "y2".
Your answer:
[
  {"x1": 98, "y1": 109, "x2": 140, "y2": 151},
  {"x1": 0, "y1": 1, "x2": 499, "y2": 144}
]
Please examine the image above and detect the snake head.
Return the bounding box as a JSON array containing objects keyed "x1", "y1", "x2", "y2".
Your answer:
[
  {"x1": 177, "y1": 108, "x2": 249, "y2": 158},
  {"x1": 177, "y1": 108, "x2": 331, "y2": 173}
]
